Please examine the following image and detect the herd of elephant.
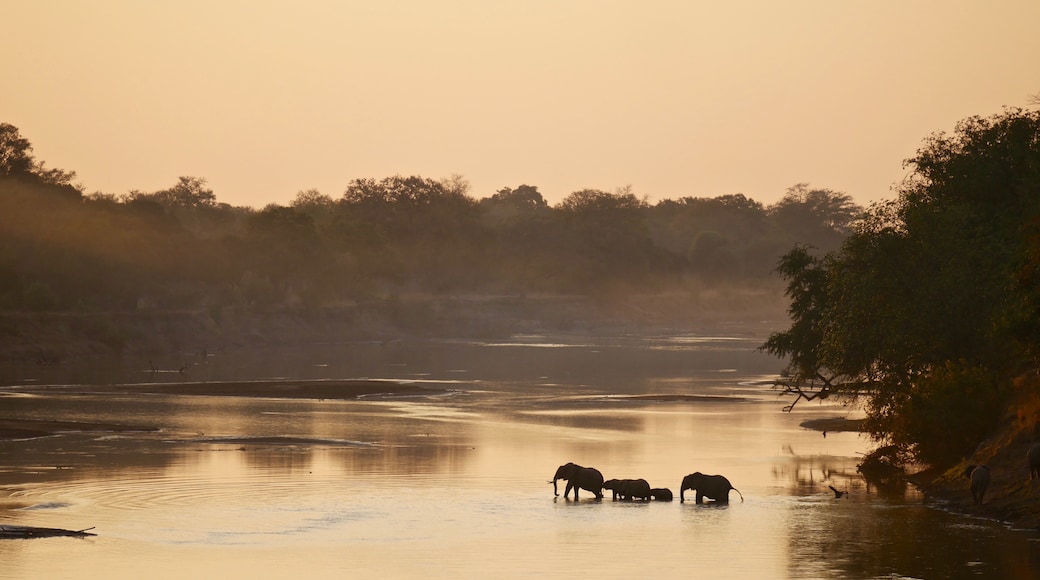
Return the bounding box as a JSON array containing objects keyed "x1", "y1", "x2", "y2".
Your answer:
[
  {"x1": 551, "y1": 462, "x2": 744, "y2": 504},
  {"x1": 554, "y1": 443, "x2": 1040, "y2": 506},
  {"x1": 965, "y1": 441, "x2": 1040, "y2": 506}
]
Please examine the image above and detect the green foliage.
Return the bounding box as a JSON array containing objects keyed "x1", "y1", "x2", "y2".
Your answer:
[
  {"x1": 763, "y1": 107, "x2": 1040, "y2": 466},
  {"x1": 871, "y1": 361, "x2": 1009, "y2": 466}
]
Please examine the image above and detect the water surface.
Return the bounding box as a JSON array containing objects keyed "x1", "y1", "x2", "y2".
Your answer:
[{"x1": 1, "y1": 334, "x2": 1037, "y2": 579}]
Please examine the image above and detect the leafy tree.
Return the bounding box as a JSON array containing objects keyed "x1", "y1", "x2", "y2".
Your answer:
[
  {"x1": 480, "y1": 184, "x2": 549, "y2": 221},
  {"x1": 763, "y1": 108, "x2": 1040, "y2": 465},
  {"x1": 768, "y1": 184, "x2": 862, "y2": 254},
  {"x1": 335, "y1": 175, "x2": 487, "y2": 293},
  {"x1": 554, "y1": 189, "x2": 668, "y2": 288},
  {"x1": 0, "y1": 123, "x2": 35, "y2": 177},
  {"x1": 149, "y1": 176, "x2": 217, "y2": 208},
  {"x1": 0, "y1": 123, "x2": 78, "y2": 187}
]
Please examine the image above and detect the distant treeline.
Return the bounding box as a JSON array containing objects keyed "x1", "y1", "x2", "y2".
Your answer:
[{"x1": 0, "y1": 123, "x2": 861, "y2": 314}]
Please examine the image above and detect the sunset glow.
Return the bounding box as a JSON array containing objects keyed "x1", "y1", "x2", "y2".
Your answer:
[{"x1": 6, "y1": 1, "x2": 1038, "y2": 207}]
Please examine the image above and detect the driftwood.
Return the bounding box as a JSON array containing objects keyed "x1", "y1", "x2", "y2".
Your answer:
[{"x1": 0, "y1": 525, "x2": 96, "y2": 539}]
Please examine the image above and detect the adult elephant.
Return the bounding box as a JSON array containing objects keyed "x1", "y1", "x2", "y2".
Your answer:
[
  {"x1": 964, "y1": 464, "x2": 990, "y2": 506},
  {"x1": 680, "y1": 472, "x2": 744, "y2": 504},
  {"x1": 1028, "y1": 443, "x2": 1040, "y2": 480},
  {"x1": 552, "y1": 462, "x2": 604, "y2": 500}
]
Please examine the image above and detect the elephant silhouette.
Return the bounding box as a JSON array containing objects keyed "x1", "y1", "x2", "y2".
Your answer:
[
  {"x1": 602, "y1": 478, "x2": 652, "y2": 501},
  {"x1": 551, "y1": 462, "x2": 604, "y2": 500},
  {"x1": 680, "y1": 472, "x2": 744, "y2": 504},
  {"x1": 1028, "y1": 443, "x2": 1040, "y2": 480},
  {"x1": 650, "y1": 487, "x2": 673, "y2": 501},
  {"x1": 964, "y1": 464, "x2": 990, "y2": 506}
]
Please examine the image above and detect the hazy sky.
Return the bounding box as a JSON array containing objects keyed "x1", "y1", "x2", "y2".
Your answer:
[{"x1": 5, "y1": 1, "x2": 1039, "y2": 208}]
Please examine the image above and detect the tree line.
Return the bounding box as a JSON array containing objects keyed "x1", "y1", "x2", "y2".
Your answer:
[{"x1": 0, "y1": 122, "x2": 860, "y2": 314}]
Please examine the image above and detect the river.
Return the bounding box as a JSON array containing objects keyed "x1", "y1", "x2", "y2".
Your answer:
[{"x1": 1, "y1": 332, "x2": 1037, "y2": 579}]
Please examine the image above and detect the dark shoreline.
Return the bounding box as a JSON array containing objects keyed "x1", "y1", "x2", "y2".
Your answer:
[{"x1": 799, "y1": 415, "x2": 1040, "y2": 531}]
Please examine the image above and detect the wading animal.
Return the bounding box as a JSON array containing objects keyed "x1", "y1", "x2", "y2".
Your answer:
[
  {"x1": 551, "y1": 462, "x2": 604, "y2": 500},
  {"x1": 602, "y1": 478, "x2": 652, "y2": 501},
  {"x1": 964, "y1": 464, "x2": 990, "y2": 506},
  {"x1": 680, "y1": 472, "x2": 744, "y2": 504},
  {"x1": 1028, "y1": 443, "x2": 1040, "y2": 480},
  {"x1": 650, "y1": 488, "x2": 673, "y2": 501}
]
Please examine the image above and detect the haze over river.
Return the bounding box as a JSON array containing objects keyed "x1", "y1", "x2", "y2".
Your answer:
[{"x1": 1, "y1": 331, "x2": 1038, "y2": 579}]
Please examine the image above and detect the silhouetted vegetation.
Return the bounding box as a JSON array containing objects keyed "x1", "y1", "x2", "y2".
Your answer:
[
  {"x1": 0, "y1": 123, "x2": 859, "y2": 321},
  {"x1": 763, "y1": 107, "x2": 1040, "y2": 467}
]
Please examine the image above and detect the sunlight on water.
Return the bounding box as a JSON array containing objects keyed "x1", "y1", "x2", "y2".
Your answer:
[{"x1": 1, "y1": 336, "x2": 1038, "y2": 579}]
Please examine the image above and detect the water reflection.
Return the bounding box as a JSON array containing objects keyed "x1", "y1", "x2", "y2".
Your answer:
[{"x1": 1, "y1": 336, "x2": 1039, "y2": 579}]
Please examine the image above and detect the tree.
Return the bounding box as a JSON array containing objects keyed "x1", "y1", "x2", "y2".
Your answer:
[
  {"x1": 769, "y1": 184, "x2": 862, "y2": 253},
  {"x1": 481, "y1": 184, "x2": 549, "y2": 219},
  {"x1": 0, "y1": 123, "x2": 78, "y2": 187},
  {"x1": 763, "y1": 107, "x2": 1040, "y2": 466},
  {"x1": 291, "y1": 188, "x2": 334, "y2": 211},
  {"x1": 759, "y1": 245, "x2": 839, "y2": 410},
  {"x1": 553, "y1": 189, "x2": 673, "y2": 289},
  {"x1": 290, "y1": 189, "x2": 335, "y2": 229},
  {"x1": 0, "y1": 123, "x2": 35, "y2": 177},
  {"x1": 152, "y1": 176, "x2": 217, "y2": 208},
  {"x1": 648, "y1": 194, "x2": 773, "y2": 279}
]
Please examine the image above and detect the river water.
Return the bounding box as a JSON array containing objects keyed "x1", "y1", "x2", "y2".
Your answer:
[{"x1": 1, "y1": 332, "x2": 1038, "y2": 579}]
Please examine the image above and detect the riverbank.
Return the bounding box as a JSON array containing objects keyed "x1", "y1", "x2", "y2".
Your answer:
[
  {"x1": 909, "y1": 441, "x2": 1040, "y2": 531},
  {"x1": 908, "y1": 376, "x2": 1040, "y2": 530},
  {"x1": 800, "y1": 393, "x2": 1040, "y2": 532}
]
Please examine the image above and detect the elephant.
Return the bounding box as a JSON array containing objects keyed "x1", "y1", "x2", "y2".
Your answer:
[
  {"x1": 964, "y1": 464, "x2": 990, "y2": 506},
  {"x1": 602, "y1": 478, "x2": 652, "y2": 501},
  {"x1": 650, "y1": 488, "x2": 673, "y2": 501},
  {"x1": 680, "y1": 472, "x2": 744, "y2": 504},
  {"x1": 1028, "y1": 443, "x2": 1040, "y2": 480},
  {"x1": 551, "y1": 462, "x2": 604, "y2": 500}
]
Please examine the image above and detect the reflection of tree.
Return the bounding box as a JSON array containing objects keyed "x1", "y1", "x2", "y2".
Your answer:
[
  {"x1": 333, "y1": 444, "x2": 476, "y2": 477},
  {"x1": 771, "y1": 450, "x2": 864, "y2": 497},
  {"x1": 784, "y1": 498, "x2": 1027, "y2": 579},
  {"x1": 241, "y1": 449, "x2": 316, "y2": 472}
]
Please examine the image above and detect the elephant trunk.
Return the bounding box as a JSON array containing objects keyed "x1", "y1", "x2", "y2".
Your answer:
[{"x1": 553, "y1": 477, "x2": 559, "y2": 497}]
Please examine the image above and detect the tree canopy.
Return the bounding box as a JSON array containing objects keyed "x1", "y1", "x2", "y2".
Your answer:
[{"x1": 762, "y1": 107, "x2": 1040, "y2": 466}]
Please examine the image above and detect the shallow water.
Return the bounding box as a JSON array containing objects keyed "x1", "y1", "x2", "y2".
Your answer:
[{"x1": 1, "y1": 334, "x2": 1038, "y2": 579}]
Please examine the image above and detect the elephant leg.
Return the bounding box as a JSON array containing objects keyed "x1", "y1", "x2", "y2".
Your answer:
[{"x1": 696, "y1": 493, "x2": 704, "y2": 504}]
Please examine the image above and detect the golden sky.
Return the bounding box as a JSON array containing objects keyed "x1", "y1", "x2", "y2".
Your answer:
[{"x1": 5, "y1": 1, "x2": 1039, "y2": 208}]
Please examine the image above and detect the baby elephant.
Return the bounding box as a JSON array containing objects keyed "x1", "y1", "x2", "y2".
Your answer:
[
  {"x1": 602, "y1": 478, "x2": 652, "y2": 501},
  {"x1": 964, "y1": 464, "x2": 990, "y2": 506},
  {"x1": 650, "y1": 488, "x2": 673, "y2": 501}
]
